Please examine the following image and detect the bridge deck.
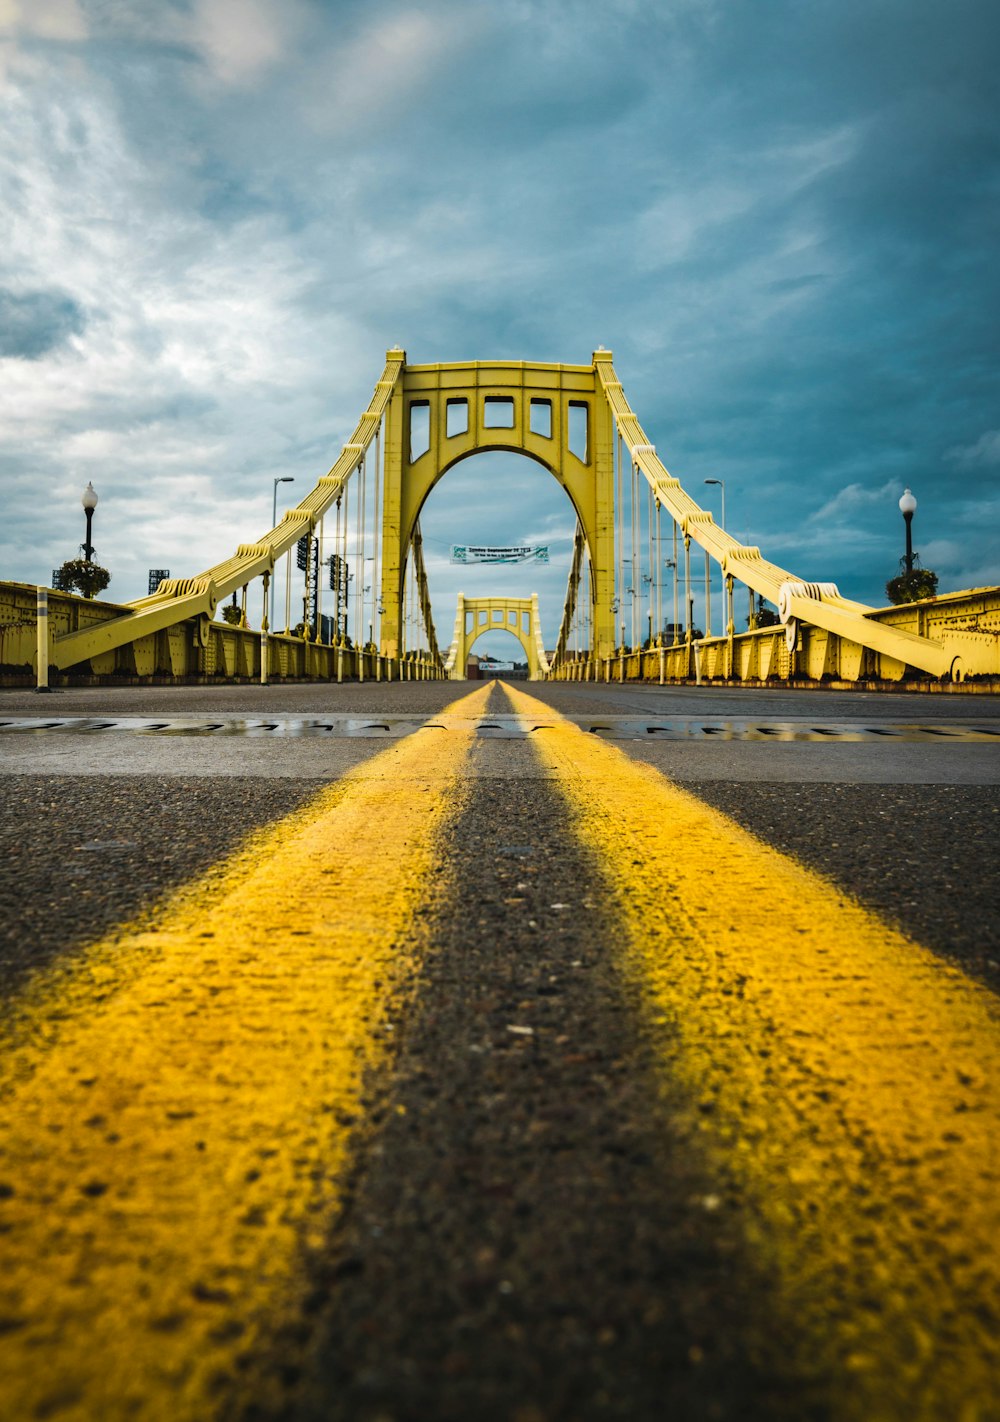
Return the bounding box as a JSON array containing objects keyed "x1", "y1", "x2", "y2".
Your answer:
[{"x1": 1, "y1": 681, "x2": 998, "y2": 1421}]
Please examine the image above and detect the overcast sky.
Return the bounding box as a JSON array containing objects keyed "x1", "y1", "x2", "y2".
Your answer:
[{"x1": 1, "y1": 0, "x2": 997, "y2": 656}]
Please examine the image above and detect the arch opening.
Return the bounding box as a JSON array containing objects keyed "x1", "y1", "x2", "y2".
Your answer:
[
  {"x1": 464, "y1": 625, "x2": 533, "y2": 679},
  {"x1": 415, "y1": 449, "x2": 580, "y2": 654}
]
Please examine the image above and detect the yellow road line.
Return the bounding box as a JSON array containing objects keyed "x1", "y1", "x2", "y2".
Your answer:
[
  {"x1": 0, "y1": 685, "x2": 491, "y2": 1422},
  {"x1": 503, "y1": 683, "x2": 1000, "y2": 1419}
]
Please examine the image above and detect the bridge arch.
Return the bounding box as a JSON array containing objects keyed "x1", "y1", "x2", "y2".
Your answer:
[
  {"x1": 413, "y1": 443, "x2": 585, "y2": 538},
  {"x1": 445, "y1": 594, "x2": 549, "y2": 681},
  {"x1": 380, "y1": 357, "x2": 615, "y2": 660}
]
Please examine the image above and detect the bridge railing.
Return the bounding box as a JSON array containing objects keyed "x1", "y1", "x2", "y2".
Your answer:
[
  {"x1": 0, "y1": 581, "x2": 446, "y2": 688},
  {"x1": 548, "y1": 585, "x2": 1000, "y2": 687}
]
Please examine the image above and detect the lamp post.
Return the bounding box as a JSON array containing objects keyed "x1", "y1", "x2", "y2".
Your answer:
[
  {"x1": 272, "y1": 476, "x2": 294, "y2": 529},
  {"x1": 81, "y1": 482, "x2": 98, "y2": 561},
  {"x1": 704, "y1": 479, "x2": 725, "y2": 635},
  {"x1": 271, "y1": 477, "x2": 294, "y2": 628},
  {"x1": 899, "y1": 487, "x2": 917, "y2": 575},
  {"x1": 704, "y1": 478, "x2": 726, "y2": 531},
  {"x1": 664, "y1": 557, "x2": 676, "y2": 641}
]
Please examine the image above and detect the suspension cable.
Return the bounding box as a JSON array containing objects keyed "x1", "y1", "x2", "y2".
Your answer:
[
  {"x1": 673, "y1": 518, "x2": 679, "y2": 644},
  {"x1": 316, "y1": 515, "x2": 324, "y2": 641},
  {"x1": 655, "y1": 495, "x2": 662, "y2": 644},
  {"x1": 341, "y1": 477, "x2": 350, "y2": 641},
  {"x1": 616, "y1": 427, "x2": 624, "y2": 650},
  {"x1": 365, "y1": 448, "x2": 372, "y2": 648},
  {"x1": 574, "y1": 544, "x2": 580, "y2": 657},
  {"x1": 405, "y1": 549, "x2": 412, "y2": 654},
  {"x1": 584, "y1": 540, "x2": 591, "y2": 656},
  {"x1": 634, "y1": 452, "x2": 642, "y2": 648},
  {"x1": 647, "y1": 478, "x2": 654, "y2": 648},
  {"x1": 373, "y1": 420, "x2": 382, "y2": 651},
  {"x1": 354, "y1": 457, "x2": 364, "y2": 645},
  {"x1": 284, "y1": 534, "x2": 292, "y2": 635}
]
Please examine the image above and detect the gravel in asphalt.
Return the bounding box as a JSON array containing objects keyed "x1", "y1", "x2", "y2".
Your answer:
[
  {"x1": 0, "y1": 776, "x2": 328, "y2": 993},
  {"x1": 252, "y1": 743, "x2": 807, "y2": 1422},
  {"x1": 687, "y1": 781, "x2": 1000, "y2": 991}
]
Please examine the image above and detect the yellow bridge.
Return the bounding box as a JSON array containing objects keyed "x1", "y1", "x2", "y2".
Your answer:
[{"x1": 2, "y1": 349, "x2": 998, "y2": 689}]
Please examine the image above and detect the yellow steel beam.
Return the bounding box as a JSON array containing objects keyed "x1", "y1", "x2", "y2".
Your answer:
[
  {"x1": 45, "y1": 579, "x2": 219, "y2": 670},
  {"x1": 378, "y1": 357, "x2": 616, "y2": 660}
]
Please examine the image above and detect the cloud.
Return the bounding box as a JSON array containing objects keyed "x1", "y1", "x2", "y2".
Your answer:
[
  {"x1": 185, "y1": 0, "x2": 299, "y2": 87},
  {"x1": 809, "y1": 479, "x2": 901, "y2": 524},
  {"x1": 296, "y1": 5, "x2": 486, "y2": 137},
  {"x1": 0, "y1": 0, "x2": 86, "y2": 87},
  {"x1": 0, "y1": 287, "x2": 85, "y2": 357},
  {"x1": 945, "y1": 430, "x2": 1000, "y2": 469},
  {"x1": 0, "y1": 50, "x2": 366, "y2": 584},
  {"x1": 0, "y1": 0, "x2": 86, "y2": 41}
]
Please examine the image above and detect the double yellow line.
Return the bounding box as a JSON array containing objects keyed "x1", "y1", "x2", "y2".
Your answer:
[{"x1": 1, "y1": 682, "x2": 997, "y2": 1419}]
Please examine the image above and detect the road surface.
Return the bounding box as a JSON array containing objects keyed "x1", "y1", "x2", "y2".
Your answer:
[{"x1": 0, "y1": 679, "x2": 998, "y2": 1421}]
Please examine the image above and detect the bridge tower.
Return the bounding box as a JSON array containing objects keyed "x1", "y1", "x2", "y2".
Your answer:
[
  {"x1": 445, "y1": 594, "x2": 549, "y2": 680},
  {"x1": 378, "y1": 352, "x2": 616, "y2": 662}
]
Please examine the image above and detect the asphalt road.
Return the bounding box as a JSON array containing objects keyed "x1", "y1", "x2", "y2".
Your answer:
[
  {"x1": 1, "y1": 678, "x2": 998, "y2": 1421},
  {"x1": 2, "y1": 680, "x2": 997, "y2": 990}
]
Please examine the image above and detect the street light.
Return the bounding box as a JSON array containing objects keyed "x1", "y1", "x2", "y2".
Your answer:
[
  {"x1": 272, "y1": 476, "x2": 295, "y2": 528},
  {"x1": 899, "y1": 487, "x2": 917, "y2": 575},
  {"x1": 704, "y1": 478, "x2": 726, "y2": 531},
  {"x1": 664, "y1": 557, "x2": 677, "y2": 641},
  {"x1": 704, "y1": 479, "x2": 725, "y2": 635},
  {"x1": 81, "y1": 482, "x2": 98, "y2": 562},
  {"x1": 271, "y1": 477, "x2": 295, "y2": 628}
]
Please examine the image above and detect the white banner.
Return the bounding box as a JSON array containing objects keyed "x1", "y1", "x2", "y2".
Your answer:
[{"x1": 450, "y1": 544, "x2": 549, "y2": 565}]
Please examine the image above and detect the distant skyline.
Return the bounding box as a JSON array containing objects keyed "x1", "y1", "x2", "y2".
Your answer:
[{"x1": 1, "y1": 0, "x2": 998, "y2": 656}]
